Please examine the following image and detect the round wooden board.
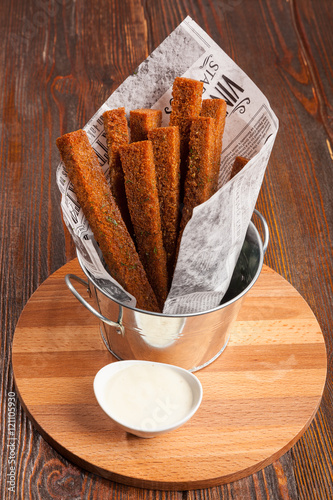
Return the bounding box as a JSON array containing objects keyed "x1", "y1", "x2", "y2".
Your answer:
[{"x1": 12, "y1": 259, "x2": 327, "y2": 490}]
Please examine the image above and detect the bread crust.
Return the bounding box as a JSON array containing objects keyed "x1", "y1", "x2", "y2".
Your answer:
[
  {"x1": 102, "y1": 108, "x2": 133, "y2": 234},
  {"x1": 148, "y1": 126, "x2": 181, "y2": 279},
  {"x1": 176, "y1": 117, "x2": 217, "y2": 256},
  {"x1": 230, "y1": 156, "x2": 249, "y2": 179},
  {"x1": 130, "y1": 109, "x2": 162, "y2": 142},
  {"x1": 169, "y1": 77, "x2": 203, "y2": 193},
  {"x1": 56, "y1": 129, "x2": 160, "y2": 312},
  {"x1": 120, "y1": 140, "x2": 168, "y2": 308},
  {"x1": 201, "y1": 98, "x2": 227, "y2": 189}
]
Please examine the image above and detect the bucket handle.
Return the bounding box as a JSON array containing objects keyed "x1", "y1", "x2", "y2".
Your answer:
[
  {"x1": 252, "y1": 209, "x2": 269, "y2": 254},
  {"x1": 65, "y1": 210, "x2": 268, "y2": 329},
  {"x1": 65, "y1": 274, "x2": 125, "y2": 336}
]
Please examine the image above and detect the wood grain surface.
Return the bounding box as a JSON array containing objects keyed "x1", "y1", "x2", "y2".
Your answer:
[
  {"x1": 1, "y1": 0, "x2": 332, "y2": 498},
  {"x1": 11, "y1": 260, "x2": 327, "y2": 490}
]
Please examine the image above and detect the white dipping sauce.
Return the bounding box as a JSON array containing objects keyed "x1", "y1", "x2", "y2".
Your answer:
[{"x1": 103, "y1": 363, "x2": 193, "y2": 431}]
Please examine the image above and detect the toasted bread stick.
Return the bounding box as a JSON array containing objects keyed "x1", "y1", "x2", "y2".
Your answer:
[
  {"x1": 201, "y1": 98, "x2": 227, "y2": 189},
  {"x1": 176, "y1": 117, "x2": 217, "y2": 255},
  {"x1": 169, "y1": 77, "x2": 203, "y2": 193},
  {"x1": 56, "y1": 129, "x2": 160, "y2": 312},
  {"x1": 130, "y1": 109, "x2": 162, "y2": 142},
  {"x1": 102, "y1": 108, "x2": 133, "y2": 234},
  {"x1": 119, "y1": 141, "x2": 168, "y2": 308},
  {"x1": 148, "y1": 126, "x2": 181, "y2": 278},
  {"x1": 230, "y1": 156, "x2": 249, "y2": 179}
]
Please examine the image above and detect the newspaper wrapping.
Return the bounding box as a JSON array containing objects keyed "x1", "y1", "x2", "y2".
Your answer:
[{"x1": 56, "y1": 16, "x2": 279, "y2": 315}]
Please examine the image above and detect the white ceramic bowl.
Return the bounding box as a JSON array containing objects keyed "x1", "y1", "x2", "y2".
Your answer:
[{"x1": 93, "y1": 360, "x2": 203, "y2": 438}]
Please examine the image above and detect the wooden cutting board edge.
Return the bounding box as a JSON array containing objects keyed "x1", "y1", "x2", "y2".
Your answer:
[{"x1": 11, "y1": 259, "x2": 328, "y2": 491}]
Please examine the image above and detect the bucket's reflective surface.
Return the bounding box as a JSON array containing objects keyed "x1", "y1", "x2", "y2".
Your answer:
[
  {"x1": 222, "y1": 225, "x2": 261, "y2": 304},
  {"x1": 79, "y1": 220, "x2": 263, "y2": 371}
]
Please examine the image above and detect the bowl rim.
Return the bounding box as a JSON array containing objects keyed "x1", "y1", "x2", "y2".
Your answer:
[{"x1": 93, "y1": 360, "x2": 203, "y2": 436}]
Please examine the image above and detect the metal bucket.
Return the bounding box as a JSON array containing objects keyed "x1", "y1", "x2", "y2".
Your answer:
[{"x1": 65, "y1": 210, "x2": 269, "y2": 372}]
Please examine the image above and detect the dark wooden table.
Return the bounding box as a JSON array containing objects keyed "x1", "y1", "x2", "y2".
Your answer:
[{"x1": 1, "y1": 0, "x2": 332, "y2": 498}]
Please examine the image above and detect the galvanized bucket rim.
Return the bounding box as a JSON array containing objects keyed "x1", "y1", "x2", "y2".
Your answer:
[{"x1": 76, "y1": 212, "x2": 267, "y2": 319}]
